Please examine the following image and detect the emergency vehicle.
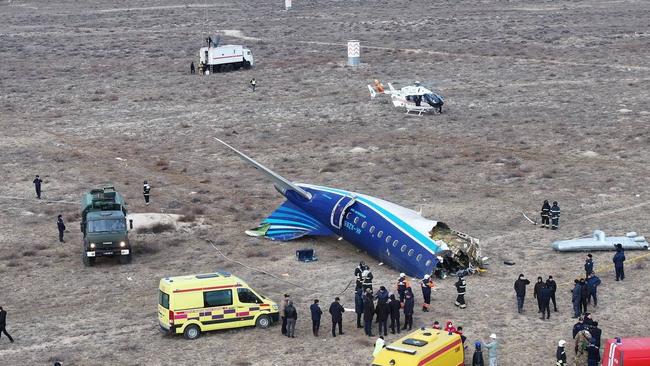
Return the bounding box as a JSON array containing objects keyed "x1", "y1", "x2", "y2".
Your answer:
[
  {"x1": 372, "y1": 327, "x2": 465, "y2": 366},
  {"x1": 199, "y1": 44, "x2": 254, "y2": 73},
  {"x1": 602, "y1": 337, "x2": 650, "y2": 366},
  {"x1": 158, "y1": 272, "x2": 279, "y2": 340}
]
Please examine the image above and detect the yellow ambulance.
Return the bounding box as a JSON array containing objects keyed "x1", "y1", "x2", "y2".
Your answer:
[
  {"x1": 158, "y1": 272, "x2": 280, "y2": 339},
  {"x1": 372, "y1": 327, "x2": 465, "y2": 366}
]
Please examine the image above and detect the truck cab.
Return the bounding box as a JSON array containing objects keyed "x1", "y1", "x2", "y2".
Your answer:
[{"x1": 81, "y1": 186, "x2": 131, "y2": 266}]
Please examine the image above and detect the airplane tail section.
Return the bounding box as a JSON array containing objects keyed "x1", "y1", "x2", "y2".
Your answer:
[
  {"x1": 246, "y1": 200, "x2": 335, "y2": 241},
  {"x1": 215, "y1": 138, "x2": 313, "y2": 200}
]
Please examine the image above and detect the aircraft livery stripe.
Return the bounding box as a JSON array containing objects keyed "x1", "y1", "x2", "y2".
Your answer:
[
  {"x1": 262, "y1": 218, "x2": 318, "y2": 230},
  {"x1": 268, "y1": 212, "x2": 320, "y2": 228},
  {"x1": 275, "y1": 206, "x2": 321, "y2": 226},
  {"x1": 304, "y1": 185, "x2": 440, "y2": 254}
]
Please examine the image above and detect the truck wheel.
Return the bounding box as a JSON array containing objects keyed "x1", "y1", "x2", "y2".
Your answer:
[
  {"x1": 118, "y1": 254, "x2": 132, "y2": 264},
  {"x1": 223, "y1": 64, "x2": 233, "y2": 72},
  {"x1": 243, "y1": 61, "x2": 251, "y2": 70},
  {"x1": 183, "y1": 324, "x2": 201, "y2": 340},
  {"x1": 255, "y1": 315, "x2": 271, "y2": 329},
  {"x1": 83, "y1": 253, "x2": 95, "y2": 267}
]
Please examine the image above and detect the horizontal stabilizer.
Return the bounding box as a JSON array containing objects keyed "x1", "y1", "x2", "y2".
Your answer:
[{"x1": 246, "y1": 201, "x2": 334, "y2": 241}]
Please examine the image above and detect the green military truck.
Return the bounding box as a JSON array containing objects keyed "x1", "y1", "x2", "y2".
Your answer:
[{"x1": 81, "y1": 186, "x2": 132, "y2": 266}]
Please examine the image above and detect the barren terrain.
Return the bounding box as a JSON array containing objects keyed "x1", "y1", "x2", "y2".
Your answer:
[{"x1": 1, "y1": 0, "x2": 649, "y2": 365}]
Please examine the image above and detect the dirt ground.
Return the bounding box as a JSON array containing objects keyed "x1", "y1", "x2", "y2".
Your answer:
[{"x1": 1, "y1": 0, "x2": 649, "y2": 365}]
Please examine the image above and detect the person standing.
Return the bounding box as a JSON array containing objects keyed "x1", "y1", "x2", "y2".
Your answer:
[
  {"x1": 373, "y1": 336, "x2": 385, "y2": 357},
  {"x1": 454, "y1": 274, "x2": 467, "y2": 309},
  {"x1": 550, "y1": 201, "x2": 561, "y2": 230},
  {"x1": 0, "y1": 306, "x2": 14, "y2": 343},
  {"x1": 284, "y1": 300, "x2": 297, "y2": 338},
  {"x1": 354, "y1": 288, "x2": 364, "y2": 328},
  {"x1": 587, "y1": 338, "x2": 600, "y2": 366},
  {"x1": 539, "y1": 282, "x2": 551, "y2": 320},
  {"x1": 57, "y1": 215, "x2": 66, "y2": 243},
  {"x1": 472, "y1": 341, "x2": 485, "y2": 366},
  {"x1": 571, "y1": 280, "x2": 582, "y2": 318},
  {"x1": 540, "y1": 200, "x2": 551, "y2": 228},
  {"x1": 143, "y1": 181, "x2": 151, "y2": 205},
  {"x1": 574, "y1": 330, "x2": 592, "y2": 366},
  {"x1": 484, "y1": 333, "x2": 498, "y2": 366},
  {"x1": 310, "y1": 299, "x2": 322, "y2": 337},
  {"x1": 190, "y1": 61, "x2": 195, "y2": 74},
  {"x1": 514, "y1": 274, "x2": 530, "y2": 313},
  {"x1": 354, "y1": 262, "x2": 366, "y2": 283},
  {"x1": 328, "y1": 297, "x2": 345, "y2": 337},
  {"x1": 579, "y1": 278, "x2": 590, "y2": 314},
  {"x1": 33, "y1": 175, "x2": 43, "y2": 199},
  {"x1": 586, "y1": 273, "x2": 601, "y2": 307},
  {"x1": 584, "y1": 254, "x2": 594, "y2": 279},
  {"x1": 420, "y1": 274, "x2": 434, "y2": 312},
  {"x1": 546, "y1": 275, "x2": 558, "y2": 312},
  {"x1": 589, "y1": 321, "x2": 602, "y2": 348},
  {"x1": 375, "y1": 296, "x2": 389, "y2": 337},
  {"x1": 388, "y1": 294, "x2": 400, "y2": 334},
  {"x1": 396, "y1": 273, "x2": 410, "y2": 305},
  {"x1": 613, "y1": 244, "x2": 626, "y2": 281},
  {"x1": 280, "y1": 294, "x2": 290, "y2": 335},
  {"x1": 375, "y1": 285, "x2": 389, "y2": 306},
  {"x1": 556, "y1": 339, "x2": 567, "y2": 366},
  {"x1": 402, "y1": 288, "x2": 414, "y2": 331},
  {"x1": 250, "y1": 78, "x2": 256, "y2": 92},
  {"x1": 363, "y1": 292, "x2": 375, "y2": 337},
  {"x1": 362, "y1": 267, "x2": 374, "y2": 293},
  {"x1": 533, "y1": 276, "x2": 544, "y2": 313}
]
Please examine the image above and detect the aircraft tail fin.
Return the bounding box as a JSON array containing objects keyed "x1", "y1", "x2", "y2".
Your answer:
[
  {"x1": 215, "y1": 138, "x2": 312, "y2": 200},
  {"x1": 246, "y1": 200, "x2": 335, "y2": 241}
]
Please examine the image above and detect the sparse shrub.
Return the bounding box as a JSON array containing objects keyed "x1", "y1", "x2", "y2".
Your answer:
[
  {"x1": 134, "y1": 242, "x2": 161, "y2": 255},
  {"x1": 6, "y1": 261, "x2": 19, "y2": 267},
  {"x1": 136, "y1": 223, "x2": 175, "y2": 234},
  {"x1": 179, "y1": 213, "x2": 196, "y2": 222},
  {"x1": 192, "y1": 206, "x2": 205, "y2": 215},
  {"x1": 34, "y1": 244, "x2": 49, "y2": 251},
  {"x1": 22, "y1": 250, "x2": 36, "y2": 257}
]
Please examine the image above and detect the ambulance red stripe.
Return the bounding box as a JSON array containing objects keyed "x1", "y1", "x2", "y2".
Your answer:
[{"x1": 417, "y1": 338, "x2": 462, "y2": 366}]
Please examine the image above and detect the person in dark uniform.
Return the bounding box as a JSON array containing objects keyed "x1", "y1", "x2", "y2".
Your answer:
[
  {"x1": 514, "y1": 274, "x2": 530, "y2": 313},
  {"x1": 375, "y1": 296, "x2": 389, "y2": 337},
  {"x1": 580, "y1": 278, "x2": 590, "y2": 314},
  {"x1": 533, "y1": 277, "x2": 544, "y2": 313},
  {"x1": 310, "y1": 299, "x2": 322, "y2": 337},
  {"x1": 556, "y1": 339, "x2": 567, "y2": 366},
  {"x1": 550, "y1": 201, "x2": 561, "y2": 229},
  {"x1": 0, "y1": 306, "x2": 14, "y2": 343},
  {"x1": 571, "y1": 279, "x2": 582, "y2": 318},
  {"x1": 472, "y1": 341, "x2": 485, "y2": 366},
  {"x1": 354, "y1": 288, "x2": 364, "y2": 328},
  {"x1": 584, "y1": 254, "x2": 594, "y2": 279},
  {"x1": 454, "y1": 274, "x2": 467, "y2": 309},
  {"x1": 57, "y1": 214, "x2": 66, "y2": 243},
  {"x1": 420, "y1": 274, "x2": 434, "y2": 312},
  {"x1": 33, "y1": 175, "x2": 43, "y2": 199},
  {"x1": 402, "y1": 288, "x2": 414, "y2": 331},
  {"x1": 328, "y1": 297, "x2": 345, "y2": 337},
  {"x1": 250, "y1": 78, "x2": 256, "y2": 92},
  {"x1": 362, "y1": 267, "x2": 374, "y2": 293},
  {"x1": 539, "y1": 283, "x2": 551, "y2": 320},
  {"x1": 388, "y1": 294, "x2": 400, "y2": 334},
  {"x1": 143, "y1": 181, "x2": 151, "y2": 205},
  {"x1": 396, "y1": 273, "x2": 409, "y2": 305},
  {"x1": 613, "y1": 244, "x2": 625, "y2": 281},
  {"x1": 586, "y1": 273, "x2": 601, "y2": 307},
  {"x1": 540, "y1": 200, "x2": 551, "y2": 228},
  {"x1": 363, "y1": 292, "x2": 375, "y2": 337},
  {"x1": 190, "y1": 61, "x2": 195, "y2": 74},
  {"x1": 587, "y1": 337, "x2": 600, "y2": 366},
  {"x1": 546, "y1": 275, "x2": 558, "y2": 312}
]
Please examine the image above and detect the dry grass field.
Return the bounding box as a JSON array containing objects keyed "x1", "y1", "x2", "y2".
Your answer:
[{"x1": 0, "y1": 0, "x2": 649, "y2": 365}]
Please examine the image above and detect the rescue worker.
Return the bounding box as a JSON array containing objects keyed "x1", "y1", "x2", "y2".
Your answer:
[
  {"x1": 402, "y1": 288, "x2": 414, "y2": 331},
  {"x1": 388, "y1": 294, "x2": 400, "y2": 334},
  {"x1": 328, "y1": 297, "x2": 345, "y2": 337},
  {"x1": 586, "y1": 273, "x2": 601, "y2": 307},
  {"x1": 546, "y1": 275, "x2": 558, "y2": 312},
  {"x1": 310, "y1": 299, "x2": 322, "y2": 337},
  {"x1": 533, "y1": 276, "x2": 544, "y2": 313},
  {"x1": 539, "y1": 282, "x2": 552, "y2": 320},
  {"x1": 354, "y1": 261, "x2": 366, "y2": 280},
  {"x1": 556, "y1": 339, "x2": 567, "y2": 366},
  {"x1": 613, "y1": 244, "x2": 625, "y2": 281},
  {"x1": 588, "y1": 321, "x2": 602, "y2": 348},
  {"x1": 57, "y1": 214, "x2": 66, "y2": 243},
  {"x1": 584, "y1": 254, "x2": 594, "y2": 279},
  {"x1": 363, "y1": 291, "x2": 375, "y2": 337},
  {"x1": 550, "y1": 201, "x2": 561, "y2": 230},
  {"x1": 33, "y1": 175, "x2": 43, "y2": 199},
  {"x1": 250, "y1": 78, "x2": 256, "y2": 92},
  {"x1": 579, "y1": 278, "x2": 590, "y2": 314},
  {"x1": 572, "y1": 316, "x2": 585, "y2": 339},
  {"x1": 354, "y1": 288, "x2": 364, "y2": 328},
  {"x1": 280, "y1": 294, "x2": 290, "y2": 335},
  {"x1": 362, "y1": 267, "x2": 374, "y2": 293},
  {"x1": 454, "y1": 274, "x2": 467, "y2": 309},
  {"x1": 143, "y1": 180, "x2": 151, "y2": 205},
  {"x1": 540, "y1": 200, "x2": 551, "y2": 228},
  {"x1": 514, "y1": 274, "x2": 530, "y2": 313},
  {"x1": 571, "y1": 280, "x2": 582, "y2": 318},
  {"x1": 375, "y1": 295, "x2": 389, "y2": 337},
  {"x1": 484, "y1": 333, "x2": 498, "y2": 366},
  {"x1": 587, "y1": 338, "x2": 600, "y2": 366},
  {"x1": 190, "y1": 61, "x2": 195, "y2": 74},
  {"x1": 373, "y1": 336, "x2": 385, "y2": 357},
  {"x1": 284, "y1": 300, "x2": 297, "y2": 338},
  {"x1": 574, "y1": 330, "x2": 592, "y2": 366},
  {"x1": 420, "y1": 274, "x2": 434, "y2": 312},
  {"x1": 396, "y1": 273, "x2": 410, "y2": 305},
  {"x1": 0, "y1": 306, "x2": 14, "y2": 343},
  {"x1": 472, "y1": 341, "x2": 485, "y2": 366}
]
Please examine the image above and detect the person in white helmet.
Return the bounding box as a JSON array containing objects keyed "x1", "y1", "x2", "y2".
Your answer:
[
  {"x1": 484, "y1": 333, "x2": 498, "y2": 366},
  {"x1": 556, "y1": 339, "x2": 567, "y2": 366},
  {"x1": 420, "y1": 274, "x2": 434, "y2": 312},
  {"x1": 396, "y1": 273, "x2": 410, "y2": 305}
]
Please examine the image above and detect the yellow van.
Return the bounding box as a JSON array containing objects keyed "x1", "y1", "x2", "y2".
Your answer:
[
  {"x1": 158, "y1": 272, "x2": 279, "y2": 339},
  {"x1": 372, "y1": 327, "x2": 465, "y2": 366}
]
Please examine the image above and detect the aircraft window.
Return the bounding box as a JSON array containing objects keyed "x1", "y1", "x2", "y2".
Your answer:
[
  {"x1": 416, "y1": 254, "x2": 422, "y2": 262},
  {"x1": 353, "y1": 217, "x2": 359, "y2": 224},
  {"x1": 425, "y1": 259, "x2": 432, "y2": 267},
  {"x1": 408, "y1": 249, "x2": 414, "y2": 256},
  {"x1": 369, "y1": 226, "x2": 375, "y2": 233},
  {"x1": 385, "y1": 235, "x2": 392, "y2": 243},
  {"x1": 392, "y1": 240, "x2": 399, "y2": 247},
  {"x1": 377, "y1": 231, "x2": 383, "y2": 238},
  {"x1": 361, "y1": 221, "x2": 367, "y2": 229},
  {"x1": 346, "y1": 212, "x2": 351, "y2": 219},
  {"x1": 400, "y1": 245, "x2": 407, "y2": 252}
]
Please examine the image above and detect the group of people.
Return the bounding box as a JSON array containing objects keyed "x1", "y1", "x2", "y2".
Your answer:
[
  {"x1": 540, "y1": 200, "x2": 561, "y2": 229},
  {"x1": 556, "y1": 313, "x2": 603, "y2": 366},
  {"x1": 279, "y1": 294, "x2": 346, "y2": 338},
  {"x1": 570, "y1": 255, "x2": 603, "y2": 318},
  {"x1": 514, "y1": 274, "x2": 558, "y2": 319}
]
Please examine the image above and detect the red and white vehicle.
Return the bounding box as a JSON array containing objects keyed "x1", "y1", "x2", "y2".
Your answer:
[
  {"x1": 602, "y1": 337, "x2": 650, "y2": 366},
  {"x1": 199, "y1": 44, "x2": 254, "y2": 73}
]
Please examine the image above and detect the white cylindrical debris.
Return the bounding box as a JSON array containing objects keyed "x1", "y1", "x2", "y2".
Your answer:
[
  {"x1": 285, "y1": 0, "x2": 292, "y2": 10},
  {"x1": 347, "y1": 40, "x2": 360, "y2": 66}
]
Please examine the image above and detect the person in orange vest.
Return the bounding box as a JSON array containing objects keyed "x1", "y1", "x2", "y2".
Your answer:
[
  {"x1": 420, "y1": 274, "x2": 435, "y2": 312},
  {"x1": 396, "y1": 273, "x2": 411, "y2": 306}
]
